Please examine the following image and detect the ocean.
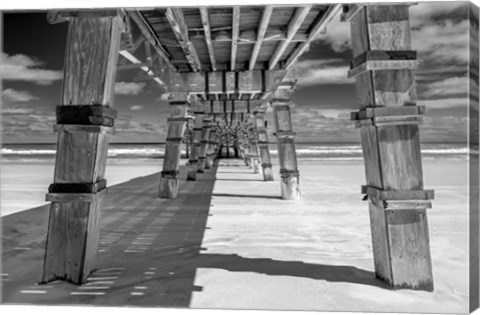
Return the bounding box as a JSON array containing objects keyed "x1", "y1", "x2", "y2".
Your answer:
[{"x1": 0, "y1": 142, "x2": 470, "y2": 164}]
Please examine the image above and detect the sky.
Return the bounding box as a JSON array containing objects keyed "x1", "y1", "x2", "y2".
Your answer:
[{"x1": 0, "y1": 2, "x2": 474, "y2": 143}]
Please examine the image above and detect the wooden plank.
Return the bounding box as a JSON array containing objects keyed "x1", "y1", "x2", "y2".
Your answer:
[
  {"x1": 165, "y1": 8, "x2": 202, "y2": 72},
  {"x1": 249, "y1": 5, "x2": 273, "y2": 70},
  {"x1": 119, "y1": 49, "x2": 165, "y2": 86},
  {"x1": 384, "y1": 200, "x2": 432, "y2": 210},
  {"x1": 387, "y1": 208, "x2": 433, "y2": 290},
  {"x1": 284, "y1": 4, "x2": 342, "y2": 69},
  {"x1": 200, "y1": 7, "x2": 217, "y2": 71},
  {"x1": 269, "y1": 5, "x2": 312, "y2": 70},
  {"x1": 362, "y1": 185, "x2": 434, "y2": 200},
  {"x1": 348, "y1": 60, "x2": 420, "y2": 78},
  {"x1": 126, "y1": 10, "x2": 176, "y2": 70},
  {"x1": 231, "y1": 7, "x2": 240, "y2": 71},
  {"x1": 53, "y1": 124, "x2": 113, "y2": 135}
]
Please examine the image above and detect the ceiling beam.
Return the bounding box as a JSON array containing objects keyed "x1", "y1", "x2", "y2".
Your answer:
[
  {"x1": 269, "y1": 5, "x2": 312, "y2": 70},
  {"x1": 284, "y1": 4, "x2": 342, "y2": 69},
  {"x1": 119, "y1": 50, "x2": 164, "y2": 85},
  {"x1": 231, "y1": 7, "x2": 240, "y2": 71},
  {"x1": 249, "y1": 5, "x2": 273, "y2": 70},
  {"x1": 126, "y1": 10, "x2": 176, "y2": 71},
  {"x1": 165, "y1": 8, "x2": 202, "y2": 72},
  {"x1": 200, "y1": 7, "x2": 217, "y2": 71}
]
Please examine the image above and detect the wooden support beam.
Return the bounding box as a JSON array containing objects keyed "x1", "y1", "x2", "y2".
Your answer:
[
  {"x1": 187, "y1": 102, "x2": 205, "y2": 180},
  {"x1": 255, "y1": 110, "x2": 274, "y2": 181},
  {"x1": 269, "y1": 5, "x2": 312, "y2": 70},
  {"x1": 126, "y1": 10, "x2": 176, "y2": 70},
  {"x1": 272, "y1": 88, "x2": 301, "y2": 200},
  {"x1": 347, "y1": 4, "x2": 434, "y2": 291},
  {"x1": 284, "y1": 4, "x2": 342, "y2": 69},
  {"x1": 231, "y1": 7, "x2": 240, "y2": 71},
  {"x1": 166, "y1": 8, "x2": 202, "y2": 72},
  {"x1": 249, "y1": 5, "x2": 273, "y2": 70},
  {"x1": 119, "y1": 50, "x2": 164, "y2": 85},
  {"x1": 164, "y1": 69, "x2": 288, "y2": 96},
  {"x1": 200, "y1": 7, "x2": 217, "y2": 71},
  {"x1": 42, "y1": 12, "x2": 123, "y2": 285},
  {"x1": 198, "y1": 117, "x2": 212, "y2": 172},
  {"x1": 158, "y1": 92, "x2": 189, "y2": 199},
  {"x1": 247, "y1": 121, "x2": 261, "y2": 174},
  {"x1": 190, "y1": 26, "x2": 308, "y2": 44}
]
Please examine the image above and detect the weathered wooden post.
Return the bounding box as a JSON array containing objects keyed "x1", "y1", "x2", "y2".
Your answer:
[
  {"x1": 205, "y1": 119, "x2": 217, "y2": 168},
  {"x1": 158, "y1": 92, "x2": 190, "y2": 199},
  {"x1": 254, "y1": 110, "x2": 274, "y2": 181},
  {"x1": 272, "y1": 83, "x2": 301, "y2": 200},
  {"x1": 187, "y1": 106, "x2": 204, "y2": 180},
  {"x1": 42, "y1": 10, "x2": 124, "y2": 284},
  {"x1": 247, "y1": 122, "x2": 261, "y2": 174},
  {"x1": 343, "y1": 4, "x2": 434, "y2": 290},
  {"x1": 198, "y1": 116, "x2": 212, "y2": 172}
]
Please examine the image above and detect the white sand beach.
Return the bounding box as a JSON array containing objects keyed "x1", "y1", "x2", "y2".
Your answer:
[
  {"x1": 0, "y1": 157, "x2": 471, "y2": 313},
  {"x1": 0, "y1": 160, "x2": 166, "y2": 216},
  {"x1": 190, "y1": 160, "x2": 469, "y2": 313}
]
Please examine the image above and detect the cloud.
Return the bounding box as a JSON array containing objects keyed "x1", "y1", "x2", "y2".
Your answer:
[
  {"x1": 283, "y1": 106, "x2": 357, "y2": 141},
  {"x1": 412, "y1": 20, "x2": 469, "y2": 65},
  {"x1": 315, "y1": 10, "x2": 351, "y2": 53},
  {"x1": 293, "y1": 59, "x2": 353, "y2": 86},
  {"x1": 410, "y1": 2, "x2": 467, "y2": 28},
  {"x1": 420, "y1": 98, "x2": 467, "y2": 109},
  {"x1": 129, "y1": 105, "x2": 144, "y2": 111},
  {"x1": 421, "y1": 76, "x2": 468, "y2": 98},
  {"x1": 0, "y1": 52, "x2": 62, "y2": 85},
  {"x1": 1, "y1": 88, "x2": 38, "y2": 103},
  {"x1": 420, "y1": 114, "x2": 468, "y2": 142},
  {"x1": 115, "y1": 116, "x2": 159, "y2": 134},
  {"x1": 1, "y1": 112, "x2": 56, "y2": 137},
  {"x1": 114, "y1": 82, "x2": 146, "y2": 95}
]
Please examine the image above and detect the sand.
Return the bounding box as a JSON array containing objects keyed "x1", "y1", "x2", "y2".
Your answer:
[
  {"x1": 0, "y1": 159, "x2": 165, "y2": 216},
  {"x1": 0, "y1": 158, "x2": 471, "y2": 314}
]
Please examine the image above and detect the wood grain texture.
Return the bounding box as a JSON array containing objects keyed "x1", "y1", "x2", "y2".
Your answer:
[
  {"x1": 44, "y1": 14, "x2": 122, "y2": 285},
  {"x1": 62, "y1": 17, "x2": 121, "y2": 105},
  {"x1": 159, "y1": 101, "x2": 188, "y2": 198},
  {"x1": 349, "y1": 4, "x2": 433, "y2": 290},
  {"x1": 273, "y1": 103, "x2": 300, "y2": 199}
]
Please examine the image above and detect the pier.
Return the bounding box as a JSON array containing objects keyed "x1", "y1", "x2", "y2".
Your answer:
[{"x1": 2, "y1": 3, "x2": 438, "y2": 305}]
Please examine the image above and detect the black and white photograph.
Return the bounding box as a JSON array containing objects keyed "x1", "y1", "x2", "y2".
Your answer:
[{"x1": 0, "y1": 0, "x2": 479, "y2": 314}]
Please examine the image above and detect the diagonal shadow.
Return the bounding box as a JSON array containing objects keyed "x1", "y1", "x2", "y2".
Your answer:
[
  {"x1": 2, "y1": 160, "x2": 387, "y2": 309},
  {"x1": 194, "y1": 253, "x2": 388, "y2": 289}
]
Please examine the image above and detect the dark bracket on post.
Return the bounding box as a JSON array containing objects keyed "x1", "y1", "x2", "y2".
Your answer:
[
  {"x1": 361, "y1": 185, "x2": 434, "y2": 211},
  {"x1": 56, "y1": 105, "x2": 117, "y2": 127},
  {"x1": 350, "y1": 105, "x2": 425, "y2": 127}
]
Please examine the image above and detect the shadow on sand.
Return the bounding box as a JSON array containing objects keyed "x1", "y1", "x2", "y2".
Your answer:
[{"x1": 1, "y1": 162, "x2": 385, "y2": 308}]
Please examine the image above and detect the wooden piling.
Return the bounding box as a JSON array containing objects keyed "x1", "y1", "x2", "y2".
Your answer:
[
  {"x1": 247, "y1": 124, "x2": 261, "y2": 174},
  {"x1": 42, "y1": 11, "x2": 124, "y2": 285},
  {"x1": 206, "y1": 123, "x2": 217, "y2": 168},
  {"x1": 187, "y1": 107, "x2": 204, "y2": 180},
  {"x1": 344, "y1": 4, "x2": 434, "y2": 290},
  {"x1": 255, "y1": 111, "x2": 274, "y2": 181},
  {"x1": 272, "y1": 87, "x2": 301, "y2": 200},
  {"x1": 158, "y1": 92, "x2": 189, "y2": 199},
  {"x1": 198, "y1": 116, "x2": 212, "y2": 172}
]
